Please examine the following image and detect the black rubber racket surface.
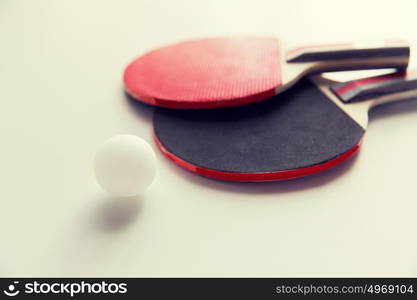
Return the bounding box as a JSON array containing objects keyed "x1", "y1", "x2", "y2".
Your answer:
[{"x1": 153, "y1": 72, "x2": 417, "y2": 181}]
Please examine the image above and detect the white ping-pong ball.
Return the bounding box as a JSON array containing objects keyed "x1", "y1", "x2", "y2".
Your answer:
[{"x1": 94, "y1": 134, "x2": 157, "y2": 197}]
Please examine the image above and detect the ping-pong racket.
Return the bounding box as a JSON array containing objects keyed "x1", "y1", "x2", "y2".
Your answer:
[
  {"x1": 124, "y1": 37, "x2": 410, "y2": 109},
  {"x1": 153, "y1": 71, "x2": 417, "y2": 181}
]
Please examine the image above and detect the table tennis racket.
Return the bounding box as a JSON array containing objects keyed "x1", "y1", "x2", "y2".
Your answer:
[
  {"x1": 153, "y1": 70, "x2": 417, "y2": 181},
  {"x1": 124, "y1": 37, "x2": 409, "y2": 109}
]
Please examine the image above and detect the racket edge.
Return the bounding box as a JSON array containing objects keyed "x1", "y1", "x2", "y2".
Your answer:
[{"x1": 154, "y1": 134, "x2": 362, "y2": 182}]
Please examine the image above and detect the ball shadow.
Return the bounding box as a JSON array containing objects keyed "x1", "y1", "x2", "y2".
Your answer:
[{"x1": 91, "y1": 194, "x2": 144, "y2": 232}]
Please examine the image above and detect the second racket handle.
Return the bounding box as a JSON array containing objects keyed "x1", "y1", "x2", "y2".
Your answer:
[{"x1": 330, "y1": 71, "x2": 417, "y2": 103}]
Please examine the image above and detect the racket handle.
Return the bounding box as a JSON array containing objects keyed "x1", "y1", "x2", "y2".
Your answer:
[
  {"x1": 330, "y1": 71, "x2": 417, "y2": 103},
  {"x1": 286, "y1": 40, "x2": 409, "y2": 71}
]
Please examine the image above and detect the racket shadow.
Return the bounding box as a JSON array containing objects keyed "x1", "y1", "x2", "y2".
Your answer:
[
  {"x1": 124, "y1": 92, "x2": 155, "y2": 124},
  {"x1": 368, "y1": 96, "x2": 417, "y2": 122},
  {"x1": 162, "y1": 152, "x2": 360, "y2": 195}
]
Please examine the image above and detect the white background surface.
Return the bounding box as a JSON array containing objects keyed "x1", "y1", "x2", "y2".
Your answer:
[{"x1": 1, "y1": 0, "x2": 417, "y2": 277}]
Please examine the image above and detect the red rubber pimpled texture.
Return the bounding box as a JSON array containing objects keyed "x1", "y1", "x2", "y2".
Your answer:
[{"x1": 124, "y1": 37, "x2": 282, "y2": 109}]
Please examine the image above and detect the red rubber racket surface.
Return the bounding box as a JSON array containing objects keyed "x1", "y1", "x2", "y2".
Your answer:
[{"x1": 124, "y1": 37, "x2": 281, "y2": 109}]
